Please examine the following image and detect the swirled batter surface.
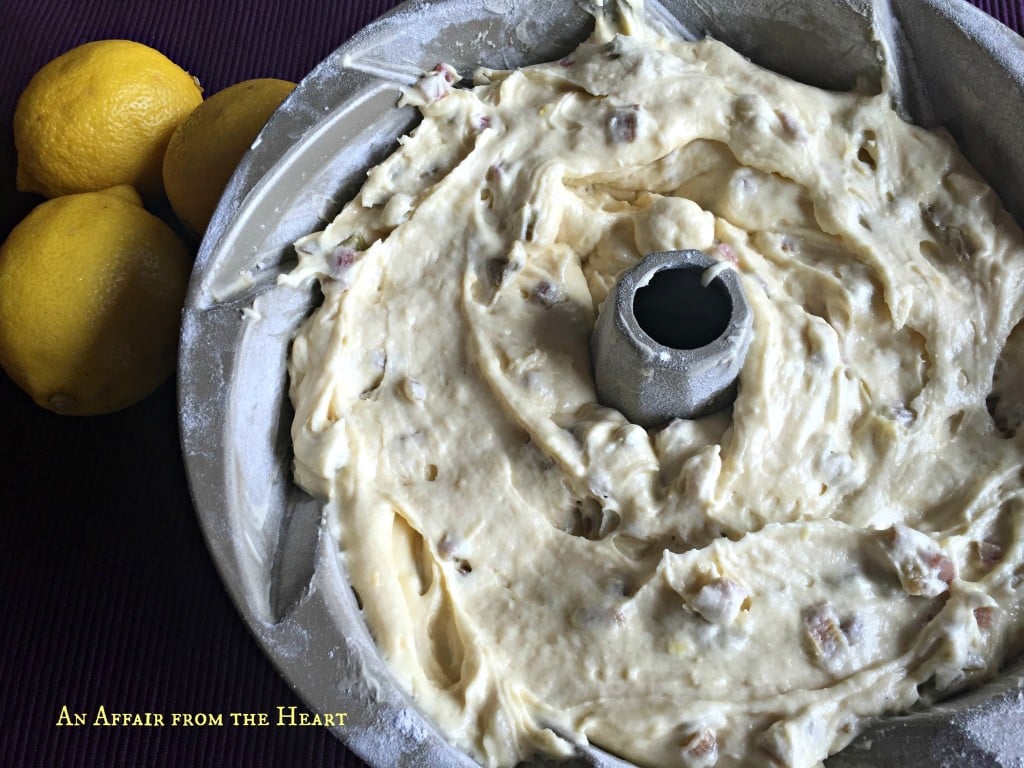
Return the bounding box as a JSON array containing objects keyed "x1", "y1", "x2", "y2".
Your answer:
[{"x1": 284, "y1": 5, "x2": 1024, "y2": 766}]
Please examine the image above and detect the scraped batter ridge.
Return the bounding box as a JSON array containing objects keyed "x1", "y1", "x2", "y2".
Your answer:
[{"x1": 282, "y1": 3, "x2": 1024, "y2": 766}]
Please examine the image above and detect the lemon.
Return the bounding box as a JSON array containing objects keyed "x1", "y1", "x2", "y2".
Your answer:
[
  {"x1": 0, "y1": 186, "x2": 192, "y2": 415},
  {"x1": 14, "y1": 39, "x2": 203, "y2": 200},
  {"x1": 163, "y1": 78, "x2": 296, "y2": 235}
]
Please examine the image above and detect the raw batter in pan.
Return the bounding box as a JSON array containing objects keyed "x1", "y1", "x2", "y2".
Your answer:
[{"x1": 283, "y1": 2, "x2": 1024, "y2": 765}]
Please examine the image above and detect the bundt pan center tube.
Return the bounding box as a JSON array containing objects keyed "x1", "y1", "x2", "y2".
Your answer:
[{"x1": 592, "y1": 249, "x2": 753, "y2": 426}]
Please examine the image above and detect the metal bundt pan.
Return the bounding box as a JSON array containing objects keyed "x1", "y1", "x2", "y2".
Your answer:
[{"x1": 178, "y1": 1, "x2": 1024, "y2": 765}]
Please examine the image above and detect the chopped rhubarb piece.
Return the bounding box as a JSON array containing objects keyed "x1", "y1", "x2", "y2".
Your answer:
[
  {"x1": 974, "y1": 606, "x2": 994, "y2": 629},
  {"x1": 608, "y1": 105, "x2": 641, "y2": 144},
  {"x1": 973, "y1": 540, "x2": 1004, "y2": 564},
  {"x1": 802, "y1": 603, "x2": 849, "y2": 661},
  {"x1": 691, "y1": 578, "x2": 748, "y2": 625},
  {"x1": 534, "y1": 280, "x2": 562, "y2": 308},
  {"x1": 878, "y1": 525, "x2": 955, "y2": 597},
  {"x1": 680, "y1": 727, "x2": 717, "y2": 768}
]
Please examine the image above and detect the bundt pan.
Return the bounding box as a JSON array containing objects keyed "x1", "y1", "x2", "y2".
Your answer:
[{"x1": 178, "y1": 1, "x2": 1024, "y2": 765}]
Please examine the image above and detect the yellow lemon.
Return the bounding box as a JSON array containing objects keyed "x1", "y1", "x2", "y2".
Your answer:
[
  {"x1": 0, "y1": 186, "x2": 192, "y2": 415},
  {"x1": 163, "y1": 78, "x2": 296, "y2": 235},
  {"x1": 14, "y1": 39, "x2": 203, "y2": 200}
]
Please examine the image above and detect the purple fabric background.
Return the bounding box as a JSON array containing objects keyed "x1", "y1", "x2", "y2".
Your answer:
[{"x1": 0, "y1": 2, "x2": 1021, "y2": 767}]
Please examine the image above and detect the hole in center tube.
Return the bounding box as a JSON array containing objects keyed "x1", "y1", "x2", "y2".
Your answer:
[{"x1": 633, "y1": 266, "x2": 732, "y2": 350}]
